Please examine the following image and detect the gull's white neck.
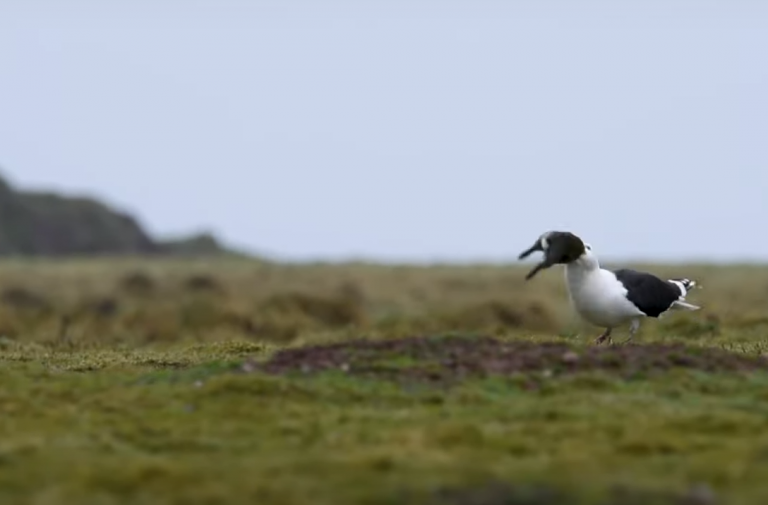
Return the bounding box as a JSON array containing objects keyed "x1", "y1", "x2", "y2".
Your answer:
[{"x1": 564, "y1": 251, "x2": 601, "y2": 288}]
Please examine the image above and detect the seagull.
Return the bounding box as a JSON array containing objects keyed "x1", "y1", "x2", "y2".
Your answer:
[{"x1": 518, "y1": 231, "x2": 701, "y2": 344}]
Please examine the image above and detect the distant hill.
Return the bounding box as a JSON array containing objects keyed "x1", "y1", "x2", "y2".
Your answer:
[{"x1": 0, "y1": 172, "x2": 241, "y2": 257}]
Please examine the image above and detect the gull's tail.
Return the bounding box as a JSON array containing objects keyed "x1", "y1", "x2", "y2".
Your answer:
[{"x1": 668, "y1": 278, "x2": 698, "y2": 298}]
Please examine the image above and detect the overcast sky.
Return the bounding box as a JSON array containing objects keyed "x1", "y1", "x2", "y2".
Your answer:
[{"x1": 1, "y1": 1, "x2": 766, "y2": 262}]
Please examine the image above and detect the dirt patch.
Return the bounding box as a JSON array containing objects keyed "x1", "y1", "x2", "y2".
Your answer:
[
  {"x1": 426, "y1": 481, "x2": 567, "y2": 505},
  {"x1": 254, "y1": 335, "x2": 768, "y2": 384},
  {"x1": 419, "y1": 480, "x2": 716, "y2": 505}
]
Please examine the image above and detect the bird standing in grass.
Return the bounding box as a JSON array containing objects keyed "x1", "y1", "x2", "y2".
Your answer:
[{"x1": 518, "y1": 231, "x2": 701, "y2": 344}]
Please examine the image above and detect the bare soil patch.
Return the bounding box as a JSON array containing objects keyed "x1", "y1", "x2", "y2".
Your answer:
[
  {"x1": 420, "y1": 480, "x2": 716, "y2": 505},
  {"x1": 254, "y1": 335, "x2": 768, "y2": 384}
]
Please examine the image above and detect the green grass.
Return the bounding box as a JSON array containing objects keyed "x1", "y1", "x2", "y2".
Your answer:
[
  {"x1": 1, "y1": 259, "x2": 768, "y2": 503},
  {"x1": 0, "y1": 337, "x2": 767, "y2": 504}
]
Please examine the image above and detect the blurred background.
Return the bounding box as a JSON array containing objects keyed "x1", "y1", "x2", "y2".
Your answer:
[
  {"x1": 1, "y1": 0, "x2": 766, "y2": 264},
  {"x1": 0, "y1": 1, "x2": 765, "y2": 345}
]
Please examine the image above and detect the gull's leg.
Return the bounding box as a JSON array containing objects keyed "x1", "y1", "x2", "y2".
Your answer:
[
  {"x1": 622, "y1": 318, "x2": 641, "y2": 344},
  {"x1": 595, "y1": 327, "x2": 612, "y2": 345}
]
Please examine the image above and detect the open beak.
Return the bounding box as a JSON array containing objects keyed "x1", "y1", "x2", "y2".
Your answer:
[
  {"x1": 518, "y1": 240, "x2": 543, "y2": 261},
  {"x1": 524, "y1": 260, "x2": 554, "y2": 280},
  {"x1": 518, "y1": 239, "x2": 555, "y2": 281}
]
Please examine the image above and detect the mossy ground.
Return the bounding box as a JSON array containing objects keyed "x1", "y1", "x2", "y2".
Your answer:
[{"x1": 1, "y1": 259, "x2": 768, "y2": 504}]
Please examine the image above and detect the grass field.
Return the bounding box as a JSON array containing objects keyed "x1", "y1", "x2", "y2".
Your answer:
[{"x1": 1, "y1": 257, "x2": 768, "y2": 504}]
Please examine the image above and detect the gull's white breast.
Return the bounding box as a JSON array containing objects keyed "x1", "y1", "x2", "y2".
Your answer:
[{"x1": 565, "y1": 265, "x2": 645, "y2": 327}]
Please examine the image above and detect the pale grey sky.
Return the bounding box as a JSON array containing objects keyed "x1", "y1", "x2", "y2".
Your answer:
[{"x1": 1, "y1": 1, "x2": 766, "y2": 262}]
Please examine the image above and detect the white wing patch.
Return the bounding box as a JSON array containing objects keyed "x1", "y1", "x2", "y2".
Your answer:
[{"x1": 671, "y1": 300, "x2": 700, "y2": 311}]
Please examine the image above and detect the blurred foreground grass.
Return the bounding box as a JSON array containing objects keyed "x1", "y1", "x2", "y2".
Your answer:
[{"x1": 1, "y1": 258, "x2": 768, "y2": 504}]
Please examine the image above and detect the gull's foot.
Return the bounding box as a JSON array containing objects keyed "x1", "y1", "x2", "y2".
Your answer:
[{"x1": 595, "y1": 329, "x2": 612, "y2": 345}]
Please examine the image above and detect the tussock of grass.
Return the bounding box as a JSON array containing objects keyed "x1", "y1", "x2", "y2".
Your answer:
[{"x1": 0, "y1": 259, "x2": 763, "y2": 347}]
